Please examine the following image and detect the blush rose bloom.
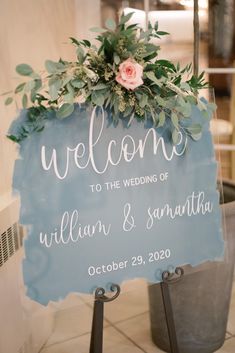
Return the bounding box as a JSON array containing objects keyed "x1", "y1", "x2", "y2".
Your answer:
[{"x1": 116, "y1": 58, "x2": 143, "y2": 90}]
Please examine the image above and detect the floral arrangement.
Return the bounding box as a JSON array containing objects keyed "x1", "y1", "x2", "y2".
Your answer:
[{"x1": 3, "y1": 12, "x2": 214, "y2": 143}]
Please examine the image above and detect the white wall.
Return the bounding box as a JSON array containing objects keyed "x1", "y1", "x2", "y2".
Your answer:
[
  {"x1": 0, "y1": 0, "x2": 101, "y2": 199},
  {"x1": 0, "y1": 2, "x2": 101, "y2": 351}
]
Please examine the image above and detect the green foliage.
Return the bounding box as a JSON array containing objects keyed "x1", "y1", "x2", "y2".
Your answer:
[
  {"x1": 172, "y1": 129, "x2": 180, "y2": 144},
  {"x1": 16, "y1": 64, "x2": 33, "y2": 76},
  {"x1": 5, "y1": 97, "x2": 13, "y2": 105},
  {"x1": 56, "y1": 103, "x2": 74, "y2": 119},
  {"x1": 15, "y1": 83, "x2": 26, "y2": 94},
  {"x1": 91, "y1": 91, "x2": 105, "y2": 106},
  {"x1": 105, "y1": 18, "x2": 116, "y2": 31},
  {"x1": 3, "y1": 12, "x2": 214, "y2": 144},
  {"x1": 7, "y1": 105, "x2": 47, "y2": 143},
  {"x1": 22, "y1": 94, "x2": 28, "y2": 108},
  {"x1": 158, "y1": 111, "x2": 166, "y2": 127}
]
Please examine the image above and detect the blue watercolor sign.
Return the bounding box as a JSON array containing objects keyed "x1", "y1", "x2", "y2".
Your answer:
[{"x1": 10, "y1": 104, "x2": 224, "y2": 305}]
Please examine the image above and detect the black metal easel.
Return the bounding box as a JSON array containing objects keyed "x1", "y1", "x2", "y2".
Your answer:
[
  {"x1": 89, "y1": 267, "x2": 184, "y2": 353},
  {"x1": 89, "y1": 284, "x2": 121, "y2": 353},
  {"x1": 160, "y1": 267, "x2": 184, "y2": 353}
]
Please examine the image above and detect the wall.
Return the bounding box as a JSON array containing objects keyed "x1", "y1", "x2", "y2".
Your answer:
[
  {"x1": 0, "y1": 0, "x2": 101, "y2": 199},
  {"x1": 0, "y1": 1, "x2": 101, "y2": 351}
]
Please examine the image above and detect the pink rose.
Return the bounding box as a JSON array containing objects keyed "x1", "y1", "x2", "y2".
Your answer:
[{"x1": 116, "y1": 58, "x2": 143, "y2": 90}]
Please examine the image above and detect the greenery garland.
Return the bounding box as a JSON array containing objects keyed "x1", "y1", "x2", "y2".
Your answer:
[{"x1": 3, "y1": 12, "x2": 215, "y2": 144}]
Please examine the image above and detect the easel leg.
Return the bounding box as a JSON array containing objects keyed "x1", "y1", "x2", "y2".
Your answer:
[
  {"x1": 89, "y1": 298, "x2": 104, "y2": 353},
  {"x1": 160, "y1": 267, "x2": 184, "y2": 353},
  {"x1": 89, "y1": 284, "x2": 121, "y2": 353}
]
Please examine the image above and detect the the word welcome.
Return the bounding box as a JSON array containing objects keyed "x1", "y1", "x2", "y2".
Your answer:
[{"x1": 41, "y1": 107, "x2": 188, "y2": 179}]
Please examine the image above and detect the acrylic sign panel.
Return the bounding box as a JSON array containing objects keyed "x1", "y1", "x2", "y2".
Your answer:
[{"x1": 11, "y1": 104, "x2": 224, "y2": 304}]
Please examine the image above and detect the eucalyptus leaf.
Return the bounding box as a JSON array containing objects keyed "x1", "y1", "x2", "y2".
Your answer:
[
  {"x1": 22, "y1": 94, "x2": 28, "y2": 109},
  {"x1": 45, "y1": 60, "x2": 66, "y2": 74},
  {"x1": 123, "y1": 106, "x2": 133, "y2": 118},
  {"x1": 150, "y1": 109, "x2": 158, "y2": 125},
  {"x1": 62, "y1": 76, "x2": 73, "y2": 87},
  {"x1": 145, "y1": 71, "x2": 160, "y2": 85},
  {"x1": 90, "y1": 27, "x2": 107, "y2": 33},
  {"x1": 191, "y1": 132, "x2": 202, "y2": 141},
  {"x1": 171, "y1": 112, "x2": 179, "y2": 129},
  {"x1": 91, "y1": 83, "x2": 108, "y2": 91},
  {"x1": 30, "y1": 73, "x2": 41, "y2": 80},
  {"x1": 157, "y1": 111, "x2": 165, "y2": 127},
  {"x1": 49, "y1": 78, "x2": 62, "y2": 101},
  {"x1": 104, "y1": 94, "x2": 112, "y2": 109},
  {"x1": 67, "y1": 83, "x2": 75, "y2": 95},
  {"x1": 176, "y1": 100, "x2": 192, "y2": 118},
  {"x1": 71, "y1": 79, "x2": 85, "y2": 89},
  {"x1": 56, "y1": 103, "x2": 74, "y2": 119},
  {"x1": 186, "y1": 95, "x2": 197, "y2": 105},
  {"x1": 63, "y1": 92, "x2": 74, "y2": 104},
  {"x1": 105, "y1": 18, "x2": 116, "y2": 31},
  {"x1": 45, "y1": 60, "x2": 58, "y2": 74},
  {"x1": 30, "y1": 80, "x2": 42, "y2": 102},
  {"x1": 180, "y1": 82, "x2": 191, "y2": 91},
  {"x1": 113, "y1": 96, "x2": 119, "y2": 116},
  {"x1": 24, "y1": 80, "x2": 36, "y2": 92},
  {"x1": 145, "y1": 43, "x2": 158, "y2": 53},
  {"x1": 16, "y1": 64, "x2": 33, "y2": 76},
  {"x1": 164, "y1": 97, "x2": 176, "y2": 110},
  {"x1": 56, "y1": 62, "x2": 67, "y2": 72},
  {"x1": 114, "y1": 53, "x2": 120, "y2": 65},
  {"x1": 91, "y1": 91, "x2": 105, "y2": 106},
  {"x1": 172, "y1": 129, "x2": 180, "y2": 144},
  {"x1": 5, "y1": 97, "x2": 13, "y2": 105},
  {"x1": 139, "y1": 94, "x2": 148, "y2": 108},
  {"x1": 120, "y1": 12, "x2": 134, "y2": 25},
  {"x1": 155, "y1": 96, "x2": 166, "y2": 107},
  {"x1": 15, "y1": 82, "x2": 26, "y2": 94},
  {"x1": 76, "y1": 46, "x2": 85, "y2": 63},
  {"x1": 183, "y1": 102, "x2": 192, "y2": 117},
  {"x1": 187, "y1": 124, "x2": 202, "y2": 135},
  {"x1": 177, "y1": 95, "x2": 186, "y2": 107},
  {"x1": 139, "y1": 30, "x2": 149, "y2": 40}
]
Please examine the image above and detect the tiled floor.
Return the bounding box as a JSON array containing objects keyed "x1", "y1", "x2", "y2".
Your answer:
[{"x1": 40, "y1": 278, "x2": 235, "y2": 353}]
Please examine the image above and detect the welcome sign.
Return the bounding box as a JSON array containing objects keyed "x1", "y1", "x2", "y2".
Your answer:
[{"x1": 11, "y1": 104, "x2": 224, "y2": 304}]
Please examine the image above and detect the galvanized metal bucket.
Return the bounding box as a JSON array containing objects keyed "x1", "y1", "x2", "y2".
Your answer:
[{"x1": 148, "y1": 180, "x2": 235, "y2": 353}]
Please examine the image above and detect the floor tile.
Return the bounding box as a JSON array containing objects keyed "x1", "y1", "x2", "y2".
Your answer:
[
  {"x1": 40, "y1": 327, "x2": 144, "y2": 353},
  {"x1": 116, "y1": 312, "x2": 165, "y2": 353},
  {"x1": 225, "y1": 331, "x2": 233, "y2": 340},
  {"x1": 215, "y1": 337, "x2": 235, "y2": 352},
  {"x1": 41, "y1": 278, "x2": 235, "y2": 351},
  {"x1": 227, "y1": 281, "x2": 235, "y2": 335},
  {"x1": 104, "y1": 279, "x2": 149, "y2": 324},
  {"x1": 44, "y1": 302, "x2": 95, "y2": 346}
]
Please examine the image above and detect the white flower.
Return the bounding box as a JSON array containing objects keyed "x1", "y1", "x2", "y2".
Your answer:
[
  {"x1": 84, "y1": 68, "x2": 98, "y2": 82},
  {"x1": 76, "y1": 94, "x2": 86, "y2": 104}
]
